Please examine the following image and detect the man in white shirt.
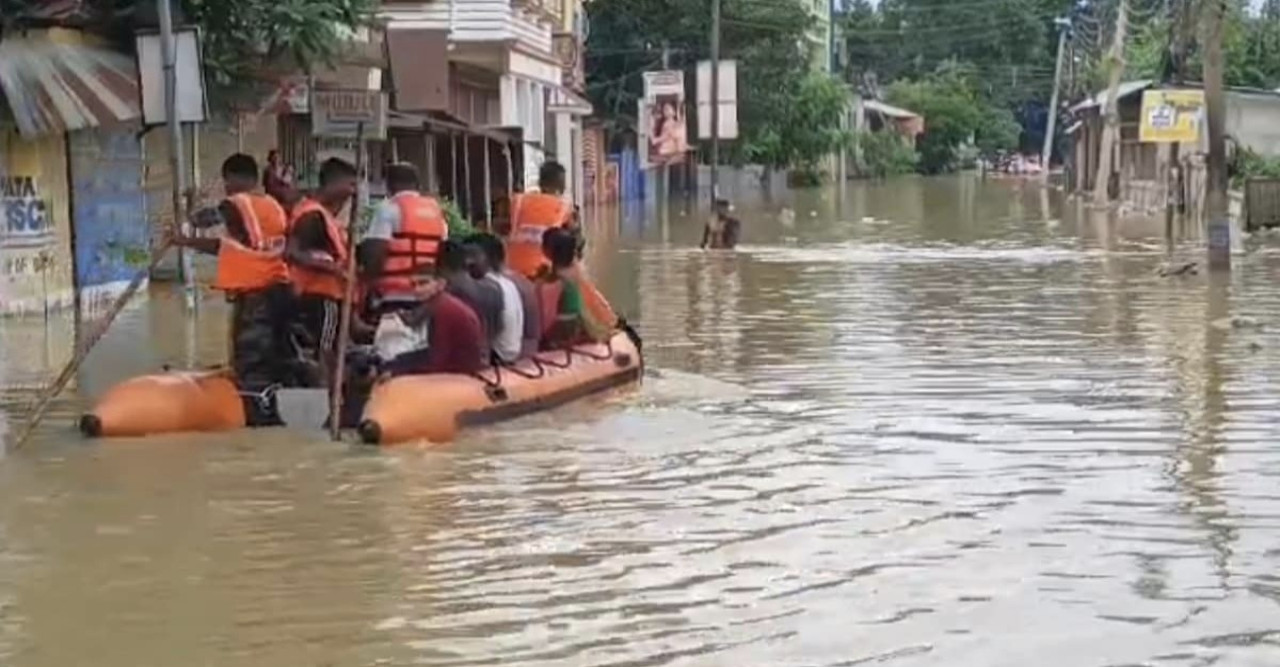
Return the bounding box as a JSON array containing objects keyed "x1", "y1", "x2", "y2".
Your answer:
[
  {"x1": 465, "y1": 234, "x2": 530, "y2": 363},
  {"x1": 360, "y1": 163, "x2": 448, "y2": 312}
]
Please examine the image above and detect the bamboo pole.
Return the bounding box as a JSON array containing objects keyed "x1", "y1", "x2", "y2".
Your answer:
[
  {"x1": 329, "y1": 122, "x2": 365, "y2": 440},
  {"x1": 10, "y1": 241, "x2": 174, "y2": 449}
]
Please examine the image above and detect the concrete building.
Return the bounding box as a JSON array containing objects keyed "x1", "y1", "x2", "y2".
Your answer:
[
  {"x1": 549, "y1": 0, "x2": 593, "y2": 208},
  {"x1": 380, "y1": 0, "x2": 591, "y2": 210},
  {"x1": 807, "y1": 0, "x2": 834, "y2": 73}
]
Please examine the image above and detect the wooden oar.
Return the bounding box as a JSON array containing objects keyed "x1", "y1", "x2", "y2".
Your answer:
[{"x1": 8, "y1": 238, "x2": 176, "y2": 450}]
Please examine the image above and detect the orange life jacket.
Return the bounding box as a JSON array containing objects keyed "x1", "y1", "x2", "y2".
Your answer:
[
  {"x1": 212, "y1": 193, "x2": 290, "y2": 293},
  {"x1": 507, "y1": 192, "x2": 571, "y2": 279},
  {"x1": 288, "y1": 198, "x2": 348, "y2": 301},
  {"x1": 376, "y1": 193, "x2": 448, "y2": 295}
]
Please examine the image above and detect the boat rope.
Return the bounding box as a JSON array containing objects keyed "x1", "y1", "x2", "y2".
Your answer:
[{"x1": 237, "y1": 384, "x2": 284, "y2": 410}]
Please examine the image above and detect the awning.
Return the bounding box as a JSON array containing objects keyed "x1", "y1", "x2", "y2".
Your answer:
[
  {"x1": 548, "y1": 87, "x2": 593, "y2": 116},
  {"x1": 1070, "y1": 80, "x2": 1153, "y2": 114},
  {"x1": 0, "y1": 33, "x2": 140, "y2": 138},
  {"x1": 388, "y1": 109, "x2": 530, "y2": 146}
]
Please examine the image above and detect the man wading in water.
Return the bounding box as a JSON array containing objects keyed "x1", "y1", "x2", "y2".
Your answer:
[{"x1": 701, "y1": 198, "x2": 741, "y2": 250}]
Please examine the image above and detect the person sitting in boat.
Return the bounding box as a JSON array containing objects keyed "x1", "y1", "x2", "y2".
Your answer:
[
  {"x1": 436, "y1": 238, "x2": 504, "y2": 365},
  {"x1": 171, "y1": 153, "x2": 295, "y2": 426},
  {"x1": 360, "y1": 162, "x2": 449, "y2": 316},
  {"x1": 701, "y1": 198, "x2": 741, "y2": 250},
  {"x1": 286, "y1": 157, "x2": 357, "y2": 385},
  {"x1": 537, "y1": 228, "x2": 613, "y2": 349},
  {"x1": 469, "y1": 233, "x2": 541, "y2": 360},
  {"x1": 381, "y1": 265, "x2": 485, "y2": 377},
  {"x1": 503, "y1": 161, "x2": 578, "y2": 279}
]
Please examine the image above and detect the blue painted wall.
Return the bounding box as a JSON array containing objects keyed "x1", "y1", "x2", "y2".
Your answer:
[{"x1": 68, "y1": 129, "x2": 149, "y2": 292}]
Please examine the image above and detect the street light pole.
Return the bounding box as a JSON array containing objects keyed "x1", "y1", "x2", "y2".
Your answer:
[{"x1": 157, "y1": 0, "x2": 192, "y2": 306}]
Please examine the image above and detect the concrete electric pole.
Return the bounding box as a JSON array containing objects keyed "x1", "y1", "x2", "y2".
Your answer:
[
  {"x1": 1202, "y1": 0, "x2": 1231, "y2": 270},
  {"x1": 1042, "y1": 17, "x2": 1071, "y2": 174},
  {"x1": 1092, "y1": 0, "x2": 1128, "y2": 204}
]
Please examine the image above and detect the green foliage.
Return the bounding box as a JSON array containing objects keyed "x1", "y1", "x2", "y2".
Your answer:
[
  {"x1": 837, "y1": 0, "x2": 1069, "y2": 165},
  {"x1": 838, "y1": 0, "x2": 1069, "y2": 105},
  {"x1": 179, "y1": 0, "x2": 377, "y2": 86},
  {"x1": 1093, "y1": 0, "x2": 1280, "y2": 90},
  {"x1": 586, "y1": 0, "x2": 820, "y2": 164},
  {"x1": 859, "y1": 131, "x2": 918, "y2": 178},
  {"x1": 0, "y1": 0, "x2": 376, "y2": 90},
  {"x1": 1230, "y1": 146, "x2": 1280, "y2": 188},
  {"x1": 886, "y1": 66, "x2": 1017, "y2": 174},
  {"x1": 742, "y1": 72, "x2": 852, "y2": 174},
  {"x1": 977, "y1": 106, "x2": 1022, "y2": 158},
  {"x1": 440, "y1": 198, "x2": 475, "y2": 238}
]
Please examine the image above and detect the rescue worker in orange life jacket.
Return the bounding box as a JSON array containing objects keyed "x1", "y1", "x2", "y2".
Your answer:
[
  {"x1": 359, "y1": 162, "x2": 449, "y2": 314},
  {"x1": 286, "y1": 157, "x2": 358, "y2": 385},
  {"x1": 171, "y1": 153, "x2": 295, "y2": 426},
  {"x1": 502, "y1": 161, "x2": 580, "y2": 280}
]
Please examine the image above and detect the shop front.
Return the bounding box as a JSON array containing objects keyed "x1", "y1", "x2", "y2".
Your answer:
[{"x1": 0, "y1": 130, "x2": 74, "y2": 316}]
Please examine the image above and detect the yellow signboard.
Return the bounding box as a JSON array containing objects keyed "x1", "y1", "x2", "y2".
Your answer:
[{"x1": 1140, "y1": 89, "x2": 1205, "y2": 143}]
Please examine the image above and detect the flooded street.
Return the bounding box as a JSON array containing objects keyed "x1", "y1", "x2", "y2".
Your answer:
[{"x1": 6, "y1": 174, "x2": 1280, "y2": 665}]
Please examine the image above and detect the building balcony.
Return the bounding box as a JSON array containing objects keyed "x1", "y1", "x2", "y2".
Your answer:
[{"x1": 379, "y1": 0, "x2": 555, "y2": 55}]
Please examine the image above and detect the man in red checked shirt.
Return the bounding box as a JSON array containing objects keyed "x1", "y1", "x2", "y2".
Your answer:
[{"x1": 381, "y1": 268, "x2": 485, "y2": 377}]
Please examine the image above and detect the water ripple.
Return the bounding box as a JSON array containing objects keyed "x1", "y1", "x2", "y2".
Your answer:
[{"x1": 3, "y1": 179, "x2": 1280, "y2": 665}]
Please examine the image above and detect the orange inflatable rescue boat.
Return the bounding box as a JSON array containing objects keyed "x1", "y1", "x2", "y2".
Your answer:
[{"x1": 80, "y1": 330, "x2": 642, "y2": 445}]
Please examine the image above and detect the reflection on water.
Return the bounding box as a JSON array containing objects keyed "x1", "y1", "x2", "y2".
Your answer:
[{"x1": 5, "y1": 174, "x2": 1280, "y2": 665}]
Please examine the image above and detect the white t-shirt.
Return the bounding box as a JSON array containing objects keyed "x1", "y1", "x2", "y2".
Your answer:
[
  {"x1": 365, "y1": 190, "x2": 420, "y2": 241},
  {"x1": 487, "y1": 272, "x2": 524, "y2": 363}
]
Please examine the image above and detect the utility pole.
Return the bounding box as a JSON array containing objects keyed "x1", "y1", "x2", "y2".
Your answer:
[
  {"x1": 660, "y1": 41, "x2": 671, "y2": 219},
  {"x1": 157, "y1": 0, "x2": 193, "y2": 306},
  {"x1": 1042, "y1": 17, "x2": 1071, "y2": 174},
  {"x1": 1203, "y1": 0, "x2": 1230, "y2": 270},
  {"x1": 1092, "y1": 0, "x2": 1128, "y2": 204},
  {"x1": 709, "y1": 0, "x2": 721, "y2": 205},
  {"x1": 1164, "y1": 0, "x2": 1193, "y2": 253}
]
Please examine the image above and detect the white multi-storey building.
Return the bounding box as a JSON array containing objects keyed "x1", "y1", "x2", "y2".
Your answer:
[{"x1": 381, "y1": 0, "x2": 591, "y2": 204}]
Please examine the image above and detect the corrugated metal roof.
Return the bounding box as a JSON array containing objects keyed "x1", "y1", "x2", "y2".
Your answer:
[
  {"x1": 0, "y1": 34, "x2": 140, "y2": 138},
  {"x1": 1070, "y1": 80, "x2": 1153, "y2": 114}
]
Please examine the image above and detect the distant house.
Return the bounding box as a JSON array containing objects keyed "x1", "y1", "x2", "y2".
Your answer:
[
  {"x1": 837, "y1": 96, "x2": 924, "y2": 178},
  {"x1": 1066, "y1": 80, "x2": 1280, "y2": 215},
  {"x1": 859, "y1": 99, "x2": 925, "y2": 141}
]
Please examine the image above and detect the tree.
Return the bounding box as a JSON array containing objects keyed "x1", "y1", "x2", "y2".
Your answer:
[
  {"x1": 180, "y1": 0, "x2": 377, "y2": 87},
  {"x1": 585, "y1": 0, "x2": 817, "y2": 150},
  {"x1": 887, "y1": 65, "x2": 1018, "y2": 173},
  {"x1": 742, "y1": 72, "x2": 851, "y2": 182},
  {"x1": 860, "y1": 130, "x2": 919, "y2": 177},
  {"x1": 0, "y1": 0, "x2": 376, "y2": 90},
  {"x1": 840, "y1": 0, "x2": 1072, "y2": 103}
]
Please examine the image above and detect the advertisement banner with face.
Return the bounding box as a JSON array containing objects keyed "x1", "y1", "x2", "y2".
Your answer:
[{"x1": 642, "y1": 71, "x2": 689, "y2": 167}]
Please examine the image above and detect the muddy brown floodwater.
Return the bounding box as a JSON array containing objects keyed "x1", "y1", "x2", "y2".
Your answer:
[{"x1": 5, "y1": 174, "x2": 1280, "y2": 666}]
